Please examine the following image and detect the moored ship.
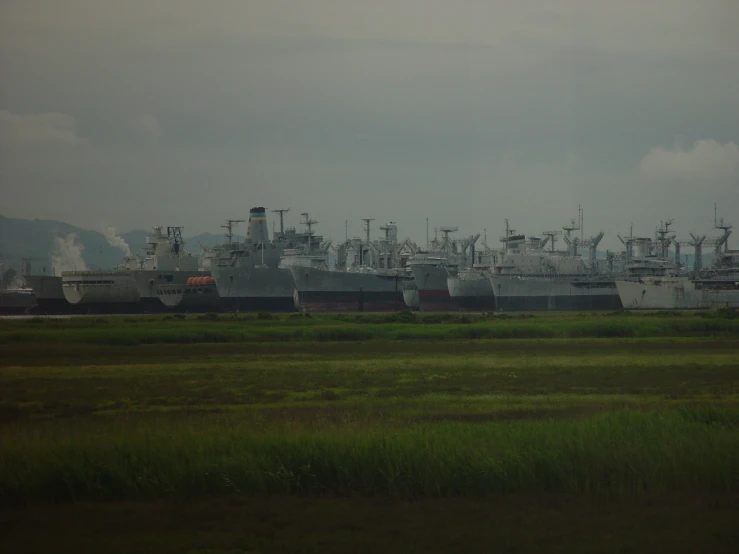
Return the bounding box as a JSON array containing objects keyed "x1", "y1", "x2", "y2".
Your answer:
[
  {"x1": 289, "y1": 220, "x2": 414, "y2": 312},
  {"x1": 212, "y1": 208, "x2": 321, "y2": 312},
  {"x1": 61, "y1": 269, "x2": 140, "y2": 312},
  {"x1": 130, "y1": 226, "x2": 208, "y2": 311},
  {"x1": 61, "y1": 226, "x2": 207, "y2": 313},
  {"x1": 408, "y1": 227, "x2": 479, "y2": 311},
  {"x1": 0, "y1": 268, "x2": 35, "y2": 315},
  {"x1": 488, "y1": 216, "x2": 621, "y2": 311},
  {"x1": 447, "y1": 241, "x2": 498, "y2": 311},
  {"x1": 448, "y1": 270, "x2": 496, "y2": 311},
  {"x1": 22, "y1": 257, "x2": 81, "y2": 314},
  {"x1": 22, "y1": 274, "x2": 66, "y2": 313},
  {"x1": 157, "y1": 276, "x2": 222, "y2": 312},
  {"x1": 616, "y1": 213, "x2": 739, "y2": 309},
  {"x1": 615, "y1": 275, "x2": 739, "y2": 310}
]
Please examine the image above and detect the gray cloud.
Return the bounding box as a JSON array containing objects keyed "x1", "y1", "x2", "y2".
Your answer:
[
  {"x1": 0, "y1": 110, "x2": 84, "y2": 146},
  {"x1": 640, "y1": 140, "x2": 739, "y2": 185},
  {"x1": 126, "y1": 114, "x2": 163, "y2": 140},
  {"x1": 1, "y1": 1, "x2": 738, "y2": 249}
]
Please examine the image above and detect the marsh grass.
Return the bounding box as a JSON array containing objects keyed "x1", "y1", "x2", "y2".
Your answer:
[
  {"x1": 1, "y1": 408, "x2": 737, "y2": 502},
  {"x1": 2, "y1": 311, "x2": 739, "y2": 346},
  {"x1": 1, "y1": 317, "x2": 737, "y2": 507},
  {"x1": 3, "y1": 339, "x2": 738, "y2": 421}
]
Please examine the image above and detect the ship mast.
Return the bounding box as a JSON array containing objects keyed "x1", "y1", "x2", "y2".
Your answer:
[
  {"x1": 714, "y1": 203, "x2": 733, "y2": 254},
  {"x1": 656, "y1": 219, "x2": 674, "y2": 259},
  {"x1": 300, "y1": 212, "x2": 317, "y2": 254},
  {"x1": 688, "y1": 233, "x2": 706, "y2": 276},
  {"x1": 361, "y1": 218, "x2": 374, "y2": 245},
  {"x1": 221, "y1": 219, "x2": 244, "y2": 245},
  {"x1": 439, "y1": 226, "x2": 458, "y2": 254},
  {"x1": 167, "y1": 226, "x2": 184, "y2": 255},
  {"x1": 271, "y1": 208, "x2": 290, "y2": 238},
  {"x1": 361, "y1": 218, "x2": 374, "y2": 266}
]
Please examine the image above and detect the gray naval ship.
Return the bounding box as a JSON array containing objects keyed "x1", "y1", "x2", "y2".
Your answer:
[
  {"x1": 154, "y1": 221, "x2": 246, "y2": 313},
  {"x1": 446, "y1": 237, "x2": 498, "y2": 310},
  {"x1": 0, "y1": 260, "x2": 35, "y2": 314},
  {"x1": 406, "y1": 227, "x2": 479, "y2": 311},
  {"x1": 61, "y1": 226, "x2": 206, "y2": 313},
  {"x1": 157, "y1": 275, "x2": 221, "y2": 312},
  {"x1": 616, "y1": 213, "x2": 739, "y2": 309},
  {"x1": 488, "y1": 215, "x2": 622, "y2": 311},
  {"x1": 155, "y1": 247, "x2": 223, "y2": 313},
  {"x1": 212, "y1": 208, "x2": 326, "y2": 312},
  {"x1": 288, "y1": 220, "x2": 416, "y2": 312},
  {"x1": 21, "y1": 257, "x2": 72, "y2": 314},
  {"x1": 22, "y1": 273, "x2": 65, "y2": 313}
]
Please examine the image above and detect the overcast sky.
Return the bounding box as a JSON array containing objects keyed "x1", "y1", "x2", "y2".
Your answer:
[{"x1": 1, "y1": 0, "x2": 738, "y2": 250}]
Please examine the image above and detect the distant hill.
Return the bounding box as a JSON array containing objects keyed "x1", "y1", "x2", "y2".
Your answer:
[
  {"x1": 0, "y1": 215, "x2": 243, "y2": 275},
  {"x1": 0, "y1": 215, "x2": 130, "y2": 275}
]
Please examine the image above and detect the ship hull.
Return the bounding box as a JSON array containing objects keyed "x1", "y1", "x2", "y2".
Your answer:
[
  {"x1": 132, "y1": 270, "x2": 209, "y2": 313},
  {"x1": 157, "y1": 284, "x2": 223, "y2": 312},
  {"x1": 447, "y1": 274, "x2": 495, "y2": 311},
  {"x1": 616, "y1": 278, "x2": 739, "y2": 309},
  {"x1": 62, "y1": 273, "x2": 140, "y2": 309},
  {"x1": 489, "y1": 276, "x2": 622, "y2": 311},
  {"x1": 25, "y1": 298, "x2": 76, "y2": 314},
  {"x1": 0, "y1": 291, "x2": 36, "y2": 314},
  {"x1": 23, "y1": 275, "x2": 80, "y2": 314},
  {"x1": 213, "y1": 266, "x2": 298, "y2": 312},
  {"x1": 290, "y1": 266, "x2": 408, "y2": 312},
  {"x1": 402, "y1": 287, "x2": 420, "y2": 311},
  {"x1": 409, "y1": 264, "x2": 457, "y2": 311}
]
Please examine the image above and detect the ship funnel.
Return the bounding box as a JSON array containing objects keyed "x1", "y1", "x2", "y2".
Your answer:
[{"x1": 247, "y1": 207, "x2": 270, "y2": 244}]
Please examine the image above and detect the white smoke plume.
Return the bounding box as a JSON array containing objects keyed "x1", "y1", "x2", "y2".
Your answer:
[
  {"x1": 102, "y1": 225, "x2": 132, "y2": 257},
  {"x1": 51, "y1": 233, "x2": 88, "y2": 274}
]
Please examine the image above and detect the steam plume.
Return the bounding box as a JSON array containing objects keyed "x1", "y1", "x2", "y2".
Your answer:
[
  {"x1": 102, "y1": 225, "x2": 132, "y2": 257},
  {"x1": 51, "y1": 233, "x2": 88, "y2": 274}
]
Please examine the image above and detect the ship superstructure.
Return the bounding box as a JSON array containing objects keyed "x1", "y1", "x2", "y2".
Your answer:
[
  {"x1": 130, "y1": 226, "x2": 206, "y2": 310},
  {"x1": 212, "y1": 208, "x2": 325, "y2": 311},
  {"x1": 155, "y1": 221, "x2": 246, "y2": 313}
]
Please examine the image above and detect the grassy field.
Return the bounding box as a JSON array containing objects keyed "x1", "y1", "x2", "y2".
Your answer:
[
  {"x1": 1, "y1": 312, "x2": 738, "y2": 553},
  {"x1": 2, "y1": 309, "x2": 739, "y2": 345}
]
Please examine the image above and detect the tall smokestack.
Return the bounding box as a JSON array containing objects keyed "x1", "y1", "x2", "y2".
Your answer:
[{"x1": 247, "y1": 207, "x2": 269, "y2": 244}]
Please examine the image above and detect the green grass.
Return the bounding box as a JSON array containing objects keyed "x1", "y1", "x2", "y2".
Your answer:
[
  {"x1": 2, "y1": 408, "x2": 737, "y2": 502},
  {"x1": 1, "y1": 315, "x2": 738, "y2": 552},
  {"x1": 2, "y1": 310, "x2": 739, "y2": 346},
  {"x1": 1, "y1": 324, "x2": 738, "y2": 502}
]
